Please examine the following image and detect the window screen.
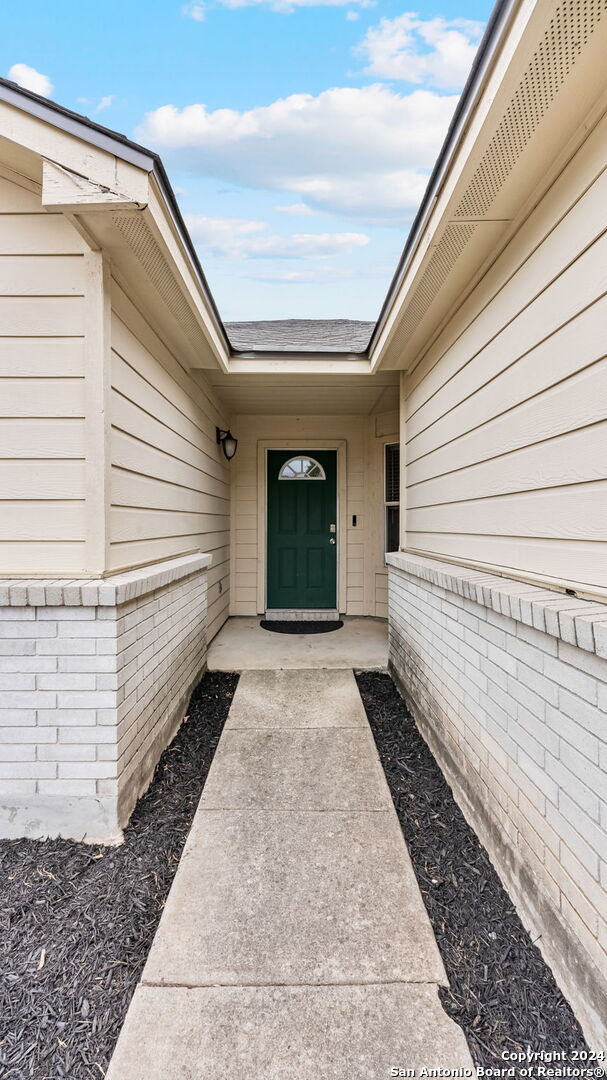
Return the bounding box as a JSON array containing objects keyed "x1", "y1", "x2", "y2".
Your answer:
[
  {"x1": 386, "y1": 506, "x2": 400, "y2": 553},
  {"x1": 385, "y1": 443, "x2": 400, "y2": 504},
  {"x1": 384, "y1": 443, "x2": 400, "y2": 554}
]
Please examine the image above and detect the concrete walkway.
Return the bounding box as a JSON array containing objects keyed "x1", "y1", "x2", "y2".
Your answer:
[
  {"x1": 106, "y1": 670, "x2": 473, "y2": 1079},
  {"x1": 207, "y1": 615, "x2": 388, "y2": 671}
]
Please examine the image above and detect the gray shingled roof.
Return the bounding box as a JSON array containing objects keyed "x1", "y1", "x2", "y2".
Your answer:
[{"x1": 225, "y1": 319, "x2": 375, "y2": 353}]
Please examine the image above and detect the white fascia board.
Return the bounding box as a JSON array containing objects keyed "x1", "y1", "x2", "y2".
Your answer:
[
  {"x1": 226, "y1": 356, "x2": 372, "y2": 374},
  {"x1": 41, "y1": 160, "x2": 146, "y2": 212},
  {"x1": 0, "y1": 96, "x2": 150, "y2": 203}
]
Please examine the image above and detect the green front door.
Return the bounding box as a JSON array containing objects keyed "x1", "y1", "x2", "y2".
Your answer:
[{"x1": 267, "y1": 450, "x2": 337, "y2": 610}]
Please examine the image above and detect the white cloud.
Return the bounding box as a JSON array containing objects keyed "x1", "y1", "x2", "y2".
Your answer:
[
  {"x1": 76, "y1": 94, "x2": 114, "y2": 114},
  {"x1": 294, "y1": 170, "x2": 429, "y2": 219},
  {"x1": 274, "y1": 202, "x2": 316, "y2": 216},
  {"x1": 96, "y1": 95, "x2": 114, "y2": 113},
  {"x1": 254, "y1": 263, "x2": 392, "y2": 283},
  {"x1": 137, "y1": 84, "x2": 456, "y2": 219},
  {"x1": 182, "y1": 0, "x2": 373, "y2": 11},
  {"x1": 182, "y1": 1, "x2": 205, "y2": 19},
  {"x1": 357, "y1": 12, "x2": 483, "y2": 90},
  {"x1": 186, "y1": 214, "x2": 369, "y2": 258},
  {"x1": 8, "y1": 63, "x2": 53, "y2": 98},
  {"x1": 346, "y1": 9, "x2": 360, "y2": 19},
  {"x1": 214, "y1": 0, "x2": 373, "y2": 11}
]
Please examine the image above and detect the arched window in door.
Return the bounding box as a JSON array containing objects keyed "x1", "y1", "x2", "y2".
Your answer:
[{"x1": 278, "y1": 456, "x2": 326, "y2": 480}]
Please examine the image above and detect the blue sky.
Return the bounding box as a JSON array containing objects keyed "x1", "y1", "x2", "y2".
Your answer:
[{"x1": 1, "y1": 0, "x2": 492, "y2": 321}]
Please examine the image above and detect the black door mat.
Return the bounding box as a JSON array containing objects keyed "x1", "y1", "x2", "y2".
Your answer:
[{"x1": 260, "y1": 619, "x2": 344, "y2": 634}]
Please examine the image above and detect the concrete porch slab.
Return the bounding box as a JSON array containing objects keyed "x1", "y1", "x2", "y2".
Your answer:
[
  {"x1": 142, "y1": 807, "x2": 447, "y2": 987},
  {"x1": 207, "y1": 616, "x2": 388, "y2": 671},
  {"x1": 106, "y1": 983, "x2": 474, "y2": 1080},
  {"x1": 198, "y1": 729, "x2": 393, "y2": 811},
  {"x1": 226, "y1": 668, "x2": 369, "y2": 728}
]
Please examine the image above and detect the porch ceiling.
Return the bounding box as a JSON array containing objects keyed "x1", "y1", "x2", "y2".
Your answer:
[{"x1": 200, "y1": 370, "x2": 399, "y2": 416}]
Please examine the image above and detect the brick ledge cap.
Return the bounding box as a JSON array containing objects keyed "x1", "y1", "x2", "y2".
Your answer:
[
  {"x1": 386, "y1": 552, "x2": 607, "y2": 658},
  {"x1": 0, "y1": 553, "x2": 213, "y2": 607}
]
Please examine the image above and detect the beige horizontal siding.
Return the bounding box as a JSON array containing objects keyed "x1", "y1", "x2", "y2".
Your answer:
[
  {"x1": 0, "y1": 254, "x2": 86, "y2": 295},
  {"x1": 0, "y1": 418, "x2": 84, "y2": 458},
  {"x1": 0, "y1": 213, "x2": 86, "y2": 255},
  {"x1": 0, "y1": 541, "x2": 86, "y2": 574},
  {"x1": 0, "y1": 460, "x2": 85, "y2": 499},
  {"x1": 403, "y1": 108, "x2": 607, "y2": 593},
  {"x1": 0, "y1": 338, "x2": 84, "y2": 377},
  {"x1": 408, "y1": 420, "x2": 607, "y2": 506},
  {"x1": 406, "y1": 534, "x2": 605, "y2": 585},
  {"x1": 0, "y1": 501, "x2": 85, "y2": 540},
  {"x1": 109, "y1": 282, "x2": 230, "y2": 640},
  {"x1": 0, "y1": 175, "x2": 44, "y2": 212},
  {"x1": 408, "y1": 481, "x2": 607, "y2": 540},
  {"x1": 0, "y1": 172, "x2": 87, "y2": 575},
  {"x1": 0, "y1": 378, "x2": 85, "y2": 416}
]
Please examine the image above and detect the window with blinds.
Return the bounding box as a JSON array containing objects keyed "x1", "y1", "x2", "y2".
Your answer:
[
  {"x1": 384, "y1": 443, "x2": 400, "y2": 554},
  {"x1": 385, "y1": 443, "x2": 400, "y2": 503}
]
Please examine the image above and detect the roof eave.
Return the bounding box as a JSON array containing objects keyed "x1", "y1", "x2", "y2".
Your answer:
[
  {"x1": 0, "y1": 0, "x2": 517, "y2": 367},
  {"x1": 0, "y1": 77, "x2": 233, "y2": 362},
  {"x1": 366, "y1": 0, "x2": 516, "y2": 366}
]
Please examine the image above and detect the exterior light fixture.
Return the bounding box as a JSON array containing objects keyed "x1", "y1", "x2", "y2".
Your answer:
[{"x1": 216, "y1": 427, "x2": 238, "y2": 461}]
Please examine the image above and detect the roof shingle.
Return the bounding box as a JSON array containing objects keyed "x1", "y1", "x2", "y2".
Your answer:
[{"x1": 225, "y1": 319, "x2": 375, "y2": 353}]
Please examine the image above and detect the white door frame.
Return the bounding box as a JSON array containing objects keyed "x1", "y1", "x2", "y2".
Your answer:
[{"x1": 256, "y1": 440, "x2": 347, "y2": 614}]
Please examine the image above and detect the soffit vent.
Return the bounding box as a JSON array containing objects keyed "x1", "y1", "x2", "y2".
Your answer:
[
  {"x1": 456, "y1": 0, "x2": 606, "y2": 217},
  {"x1": 114, "y1": 213, "x2": 207, "y2": 355},
  {"x1": 382, "y1": 0, "x2": 606, "y2": 366},
  {"x1": 388, "y1": 222, "x2": 477, "y2": 349}
]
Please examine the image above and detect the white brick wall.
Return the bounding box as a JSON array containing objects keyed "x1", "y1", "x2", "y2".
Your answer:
[
  {"x1": 387, "y1": 552, "x2": 607, "y2": 1050},
  {"x1": 0, "y1": 555, "x2": 211, "y2": 841}
]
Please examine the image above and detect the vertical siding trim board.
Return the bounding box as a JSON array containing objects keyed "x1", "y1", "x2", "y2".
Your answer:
[
  {"x1": 84, "y1": 253, "x2": 112, "y2": 576},
  {"x1": 386, "y1": 552, "x2": 607, "y2": 1050},
  {"x1": 0, "y1": 554, "x2": 211, "y2": 842}
]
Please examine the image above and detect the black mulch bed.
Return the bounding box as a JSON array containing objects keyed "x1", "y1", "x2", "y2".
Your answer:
[
  {"x1": 356, "y1": 671, "x2": 597, "y2": 1073},
  {"x1": 0, "y1": 671, "x2": 238, "y2": 1080},
  {"x1": 259, "y1": 619, "x2": 343, "y2": 634}
]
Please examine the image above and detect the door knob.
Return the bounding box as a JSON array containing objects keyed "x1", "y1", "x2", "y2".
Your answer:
[{"x1": 329, "y1": 538, "x2": 336, "y2": 544}]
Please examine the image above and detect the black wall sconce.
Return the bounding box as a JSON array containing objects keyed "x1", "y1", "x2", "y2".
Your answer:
[{"x1": 216, "y1": 427, "x2": 238, "y2": 461}]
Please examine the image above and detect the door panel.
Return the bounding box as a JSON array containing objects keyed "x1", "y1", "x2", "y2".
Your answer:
[
  {"x1": 306, "y1": 547, "x2": 324, "y2": 589},
  {"x1": 278, "y1": 489, "x2": 297, "y2": 533},
  {"x1": 306, "y1": 485, "x2": 324, "y2": 533},
  {"x1": 267, "y1": 450, "x2": 337, "y2": 610}
]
